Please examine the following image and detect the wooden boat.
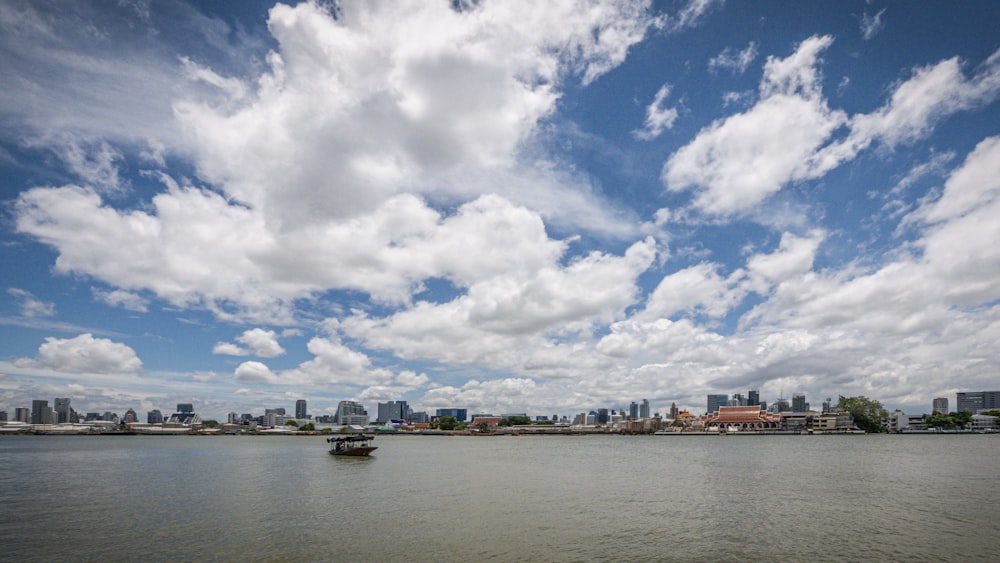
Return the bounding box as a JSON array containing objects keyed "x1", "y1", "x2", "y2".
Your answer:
[{"x1": 328, "y1": 435, "x2": 377, "y2": 456}]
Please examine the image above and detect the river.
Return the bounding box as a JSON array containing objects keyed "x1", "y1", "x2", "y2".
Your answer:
[{"x1": 1, "y1": 433, "x2": 997, "y2": 561}]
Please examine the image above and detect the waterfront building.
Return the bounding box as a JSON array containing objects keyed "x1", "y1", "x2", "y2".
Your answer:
[
  {"x1": 410, "y1": 411, "x2": 429, "y2": 424},
  {"x1": 792, "y1": 393, "x2": 807, "y2": 413},
  {"x1": 15, "y1": 407, "x2": 30, "y2": 423},
  {"x1": 706, "y1": 394, "x2": 728, "y2": 415},
  {"x1": 932, "y1": 397, "x2": 948, "y2": 414},
  {"x1": 956, "y1": 391, "x2": 1000, "y2": 413},
  {"x1": 295, "y1": 399, "x2": 307, "y2": 419},
  {"x1": 378, "y1": 401, "x2": 410, "y2": 423},
  {"x1": 177, "y1": 403, "x2": 194, "y2": 414},
  {"x1": 701, "y1": 406, "x2": 780, "y2": 430},
  {"x1": 31, "y1": 400, "x2": 54, "y2": 425},
  {"x1": 887, "y1": 411, "x2": 928, "y2": 433},
  {"x1": 747, "y1": 389, "x2": 760, "y2": 407},
  {"x1": 54, "y1": 398, "x2": 72, "y2": 423},
  {"x1": 435, "y1": 408, "x2": 467, "y2": 422},
  {"x1": 148, "y1": 410, "x2": 164, "y2": 424},
  {"x1": 336, "y1": 400, "x2": 367, "y2": 424},
  {"x1": 167, "y1": 405, "x2": 201, "y2": 426}
]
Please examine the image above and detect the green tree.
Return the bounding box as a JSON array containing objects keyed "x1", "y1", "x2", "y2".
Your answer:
[
  {"x1": 981, "y1": 409, "x2": 1000, "y2": 418},
  {"x1": 301, "y1": 422, "x2": 315, "y2": 432},
  {"x1": 437, "y1": 416, "x2": 458, "y2": 431},
  {"x1": 504, "y1": 415, "x2": 532, "y2": 426},
  {"x1": 285, "y1": 420, "x2": 299, "y2": 427},
  {"x1": 836, "y1": 395, "x2": 888, "y2": 433},
  {"x1": 202, "y1": 420, "x2": 219, "y2": 428}
]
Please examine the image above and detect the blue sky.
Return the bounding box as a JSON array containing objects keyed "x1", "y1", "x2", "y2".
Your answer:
[{"x1": 2, "y1": 0, "x2": 999, "y2": 420}]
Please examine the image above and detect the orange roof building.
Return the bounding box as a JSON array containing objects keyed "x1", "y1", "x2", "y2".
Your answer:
[{"x1": 702, "y1": 406, "x2": 781, "y2": 430}]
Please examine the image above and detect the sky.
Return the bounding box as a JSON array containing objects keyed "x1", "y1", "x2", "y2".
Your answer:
[{"x1": 2, "y1": 0, "x2": 999, "y2": 421}]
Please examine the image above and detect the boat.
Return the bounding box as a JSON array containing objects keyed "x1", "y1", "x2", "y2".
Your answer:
[{"x1": 328, "y1": 435, "x2": 377, "y2": 456}]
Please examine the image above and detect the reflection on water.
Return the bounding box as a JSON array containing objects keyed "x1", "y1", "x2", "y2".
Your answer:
[{"x1": 1, "y1": 434, "x2": 998, "y2": 561}]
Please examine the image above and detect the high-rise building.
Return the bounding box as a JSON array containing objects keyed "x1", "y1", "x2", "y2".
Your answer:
[
  {"x1": 597, "y1": 408, "x2": 609, "y2": 424},
  {"x1": 792, "y1": 393, "x2": 807, "y2": 412},
  {"x1": 747, "y1": 389, "x2": 760, "y2": 407},
  {"x1": 123, "y1": 408, "x2": 138, "y2": 423},
  {"x1": 956, "y1": 391, "x2": 1000, "y2": 413},
  {"x1": 295, "y1": 399, "x2": 307, "y2": 419},
  {"x1": 15, "y1": 407, "x2": 30, "y2": 423},
  {"x1": 669, "y1": 402, "x2": 679, "y2": 420},
  {"x1": 148, "y1": 409, "x2": 164, "y2": 424},
  {"x1": 639, "y1": 399, "x2": 650, "y2": 419},
  {"x1": 337, "y1": 400, "x2": 368, "y2": 424},
  {"x1": 176, "y1": 403, "x2": 194, "y2": 414},
  {"x1": 628, "y1": 401, "x2": 639, "y2": 420},
  {"x1": 707, "y1": 394, "x2": 728, "y2": 414},
  {"x1": 932, "y1": 397, "x2": 949, "y2": 414},
  {"x1": 0, "y1": 411, "x2": 7, "y2": 422},
  {"x1": 31, "y1": 400, "x2": 54, "y2": 425},
  {"x1": 435, "y1": 408, "x2": 467, "y2": 422},
  {"x1": 54, "y1": 398, "x2": 72, "y2": 423},
  {"x1": 731, "y1": 393, "x2": 746, "y2": 407},
  {"x1": 822, "y1": 398, "x2": 833, "y2": 413},
  {"x1": 378, "y1": 401, "x2": 411, "y2": 423}
]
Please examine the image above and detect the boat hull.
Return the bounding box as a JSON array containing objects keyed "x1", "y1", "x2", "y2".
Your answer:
[{"x1": 330, "y1": 446, "x2": 378, "y2": 456}]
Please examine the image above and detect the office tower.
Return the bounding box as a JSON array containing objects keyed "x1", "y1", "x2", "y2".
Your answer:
[
  {"x1": 31, "y1": 400, "x2": 54, "y2": 424},
  {"x1": 54, "y1": 398, "x2": 72, "y2": 423},
  {"x1": 640, "y1": 399, "x2": 650, "y2": 419},
  {"x1": 792, "y1": 393, "x2": 807, "y2": 412},
  {"x1": 296, "y1": 399, "x2": 307, "y2": 419},
  {"x1": 0, "y1": 411, "x2": 6, "y2": 422},
  {"x1": 435, "y1": 408, "x2": 467, "y2": 422},
  {"x1": 123, "y1": 408, "x2": 138, "y2": 423},
  {"x1": 669, "y1": 402, "x2": 679, "y2": 420},
  {"x1": 15, "y1": 407, "x2": 30, "y2": 422},
  {"x1": 337, "y1": 400, "x2": 368, "y2": 423},
  {"x1": 822, "y1": 398, "x2": 832, "y2": 413},
  {"x1": 629, "y1": 401, "x2": 639, "y2": 420},
  {"x1": 731, "y1": 393, "x2": 745, "y2": 406},
  {"x1": 597, "y1": 408, "x2": 609, "y2": 424},
  {"x1": 707, "y1": 394, "x2": 728, "y2": 414},
  {"x1": 148, "y1": 409, "x2": 164, "y2": 424},
  {"x1": 932, "y1": 397, "x2": 948, "y2": 414},
  {"x1": 956, "y1": 391, "x2": 1000, "y2": 413},
  {"x1": 177, "y1": 403, "x2": 194, "y2": 414},
  {"x1": 377, "y1": 400, "x2": 410, "y2": 423},
  {"x1": 747, "y1": 389, "x2": 760, "y2": 407}
]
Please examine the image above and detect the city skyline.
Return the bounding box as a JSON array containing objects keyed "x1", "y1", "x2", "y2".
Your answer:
[{"x1": 2, "y1": 1, "x2": 1000, "y2": 420}]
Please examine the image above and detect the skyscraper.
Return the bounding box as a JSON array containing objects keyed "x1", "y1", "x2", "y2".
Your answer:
[
  {"x1": 54, "y1": 398, "x2": 72, "y2": 423},
  {"x1": 792, "y1": 393, "x2": 807, "y2": 412},
  {"x1": 956, "y1": 391, "x2": 1000, "y2": 413},
  {"x1": 628, "y1": 401, "x2": 638, "y2": 420},
  {"x1": 747, "y1": 389, "x2": 760, "y2": 407},
  {"x1": 669, "y1": 402, "x2": 679, "y2": 420},
  {"x1": 337, "y1": 400, "x2": 368, "y2": 424},
  {"x1": 435, "y1": 408, "x2": 467, "y2": 422},
  {"x1": 295, "y1": 399, "x2": 307, "y2": 419},
  {"x1": 31, "y1": 400, "x2": 53, "y2": 425},
  {"x1": 932, "y1": 397, "x2": 948, "y2": 414},
  {"x1": 639, "y1": 399, "x2": 650, "y2": 419},
  {"x1": 377, "y1": 400, "x2": 410, "y2": 423},
  {"x1": 707, "y1": 394, "x2": 728, "y2": 414},
  {"x1": 148, "y1": 409, "x2": 164, "y2": 424}
]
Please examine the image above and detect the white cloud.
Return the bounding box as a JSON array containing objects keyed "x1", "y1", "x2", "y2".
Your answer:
[
  {"x1": 633, "y1": 83, "x2": 679, "y2": 140},
  {"x1": 174, "y1": 0, "x2": 658, "y2": 231},
  {"x1": 233, "y1": 361, "x2": 275, "y2": 383},
  {"x1": 27, "y1": 333, "x2": 142, "y2": 374},
  {"x1": 859, "y1": 8, "x2": 887, "y2": 41},
  {"x1": 93, "y1": 288, "x2": 149, "y2": 313},
  {"x1": 664, "y1": 36, "x2": 1000, "y2": 218},
  {"x1": 213, "y1": 328, "x2": 286, "y2": 358},
  {"x1": 708, "y1": 41, "x2": 758, "y2": 75},
  {"x1": 8, "y1": 288, "x2": 56, "y2": 318},
  {"x1": 666, "y1": 0, "x2": 722, "y2": 32}
]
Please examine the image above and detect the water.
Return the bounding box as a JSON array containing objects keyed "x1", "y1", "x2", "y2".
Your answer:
[{"x1": 1, "y1": 434, "x2": 998, "y2": 562}]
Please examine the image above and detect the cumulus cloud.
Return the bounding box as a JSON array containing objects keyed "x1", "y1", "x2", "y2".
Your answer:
[
  {"x1": 633, "y1": 84, "x2": 679, "y2": 140},
  {"x1": 24, "y1": 333, "x2": 142, "y2": 374},
  {"x1": 93, "y1": 288, "x2": 149, "y2": 313},
  {"x1": 213, "y1": 328, "x2": 286, "y2": 358},
  {"x1": 175, "y1": 0, "x2": 658, "y2": 229},
  {"x1": 233, "y1": 361, "x2": 275, "y2": 383},
  {"x1": 663, "y1": 36, "x2": 1000, "y2": 218}
]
